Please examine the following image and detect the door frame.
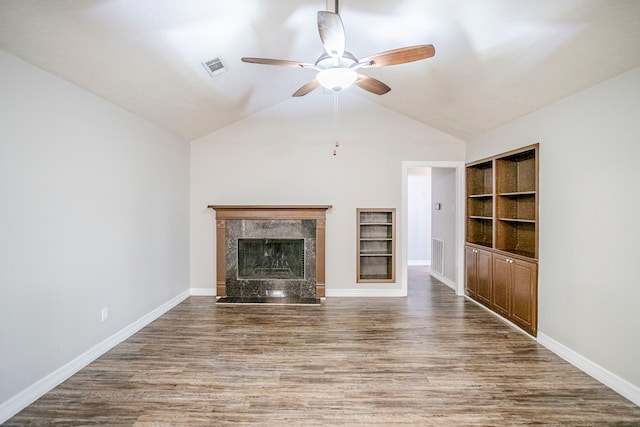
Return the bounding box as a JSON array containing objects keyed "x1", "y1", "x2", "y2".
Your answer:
[{"x1": 401, "y1": 161, "x2": 466, "y2": 296}]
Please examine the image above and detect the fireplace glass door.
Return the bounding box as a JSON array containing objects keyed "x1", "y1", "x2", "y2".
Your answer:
[{"x1": 237, "y1": 238, "x2": 305, "y2": 280}]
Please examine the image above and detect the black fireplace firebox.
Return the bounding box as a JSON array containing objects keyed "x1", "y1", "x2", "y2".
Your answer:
[{"x1": 237, "y1": 238, "x2": 305, "y2": 280}]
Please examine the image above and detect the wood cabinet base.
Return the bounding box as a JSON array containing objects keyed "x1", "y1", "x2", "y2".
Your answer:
[{"x1": 465, "y1": 244, "x2": 538, "y2": 336}]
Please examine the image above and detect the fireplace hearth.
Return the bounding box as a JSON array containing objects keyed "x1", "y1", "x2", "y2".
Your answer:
[{"x1": 208, "y1": 205, "x2": 331, "y2": 304}]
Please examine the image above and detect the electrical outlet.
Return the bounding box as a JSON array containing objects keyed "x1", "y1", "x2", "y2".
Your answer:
[{"x1": 101, "y1": 307, "x2": 109, "y2": 322}]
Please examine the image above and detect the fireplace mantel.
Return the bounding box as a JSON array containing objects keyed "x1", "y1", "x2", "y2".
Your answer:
[
  {"x1": 208, "y1": 205, "x2": 331, "y2": 300},
  {"x1": 208, "y1": 205, "x2": 332, "y2": 220}
]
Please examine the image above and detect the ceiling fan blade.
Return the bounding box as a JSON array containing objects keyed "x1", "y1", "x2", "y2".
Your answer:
[
  {"x1": 241, "y1": 57, "x2": 313, "y2": 68},
  {"x1": 356, "y1": 74, "x2": 391, "y2": 95},
  {"x1": 292, "y1": 80, "x2": 320, "y2": 97},
  {"x1": 317, "y1": 11, "x2": 345, "y2": 58},
  {"x1": 360, "y1": 44, "x2": 435, "y2": 67}
]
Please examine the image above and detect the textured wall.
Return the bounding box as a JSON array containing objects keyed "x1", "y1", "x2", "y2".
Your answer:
[{"x1": 0, "y1": 51, "x2": 190, "y2": 405}]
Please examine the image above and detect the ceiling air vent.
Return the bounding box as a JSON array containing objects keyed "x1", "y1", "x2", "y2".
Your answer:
[{"x1": 202, "y1": 57, "x2": 226, "y2": 77}]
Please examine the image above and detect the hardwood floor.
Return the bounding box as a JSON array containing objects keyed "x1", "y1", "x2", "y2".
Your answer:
[{"x1": 8, "y1": 268, "x2": 640, "y2": 426}]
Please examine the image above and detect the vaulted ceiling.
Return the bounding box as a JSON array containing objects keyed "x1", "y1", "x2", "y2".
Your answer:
[{"x1": 1, "y1": 0, "x2": 639, "y2": 141}]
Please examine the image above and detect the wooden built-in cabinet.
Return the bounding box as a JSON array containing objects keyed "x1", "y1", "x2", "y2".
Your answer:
[
  {"x1": 465, "y1": 245, "x2": 492, "y2": 306},
  {"x1": 492, "y1": 253, "x2": 538, "y2": 333},
  {"x1": 465, "y1": 144, "x2": 539, "y2": 336},
  {"x1": 357, "y1": 208, "x2": 395, "y2": 283}
]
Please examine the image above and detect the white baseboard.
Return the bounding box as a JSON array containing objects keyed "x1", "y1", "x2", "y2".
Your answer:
[
  {"x1": 190, "y1": 288, "x2": 216, "y2": 296},
  {"x1": 429, "y1": 271, "x2": 457, "y2": 291},
  {"x1": 463, "y1": 298, "x2": 639, "y2": 405},
  {"x1": 0, "y1": 289, "x2": 191, "y2": 424},
  {"x1": 537, "y1": 332, "x2": 640, "y2": 407},
  {"x1": 408, "y1": 260, "x2": 430, "y2": 267},
  {"x1": 326, "y1": 288, "x2": 406, "y2": 297}
]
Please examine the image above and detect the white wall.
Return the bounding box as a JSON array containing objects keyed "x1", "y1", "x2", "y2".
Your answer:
[
  {"x1": 467, "y1": 67, "x2": 640, "y2": 394},
  {"x1": 190, "y1": 91, "x2": 465, "y2": 296},
  {"x1": 431, "y1": 168, "x2": 457, "y2": 284},
  {"x1": 0, "y1": 51, "x2": 190, "y2": 407},
  {"x1": 407, "y1": 168, "x2": 431, "y2": 265}
]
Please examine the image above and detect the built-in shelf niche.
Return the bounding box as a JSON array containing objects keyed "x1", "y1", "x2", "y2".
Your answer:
[
  {"x1": 497, "y1": 193, "x2": 536, "y2": 222},
  {"x1": 356, "y1": 209, "x2": 395, "y2": 283},
  {"x1": 466, "y1": 218, "x2": 493, "y2": 248},
  {"x1": 495, "y1": 220, "x2": 536, "y2": 259},
  {"x1": 466, "y1": 160, "x2": 494, "y2": 248},
  {"x1": 496, "y1": 150, "x2": 536, "y2": 194},
  {"x1": 466, "y1": 161, "x2": 493, "y2": 196}
]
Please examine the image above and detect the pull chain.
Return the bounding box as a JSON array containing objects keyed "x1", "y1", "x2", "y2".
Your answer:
[{"x1": 332, "y1": 91, "x2": 340, "y2": 156}]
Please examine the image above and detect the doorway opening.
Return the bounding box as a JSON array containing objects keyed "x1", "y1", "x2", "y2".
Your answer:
[{"x1": 401, "y1": 161, "x2": 465, "y2": 296}]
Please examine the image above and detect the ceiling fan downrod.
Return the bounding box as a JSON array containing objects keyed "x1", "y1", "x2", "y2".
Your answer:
[{"x1": 327, "y1": 0, "x2": 340, "y2": 14}]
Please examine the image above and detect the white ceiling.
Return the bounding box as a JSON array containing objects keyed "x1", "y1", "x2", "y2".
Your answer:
[{"x1": 1, "y1": 0, "x2": 640, "y2": 141}]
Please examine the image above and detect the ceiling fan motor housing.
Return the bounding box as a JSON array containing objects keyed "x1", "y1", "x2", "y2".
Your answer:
[{"x1": 315, "y1": 51, "x2": 358, "y2": 69}]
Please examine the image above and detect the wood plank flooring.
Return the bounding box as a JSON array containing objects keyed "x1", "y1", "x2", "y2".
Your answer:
[{"x1": 7, "y1": 268, "x2": 640, "y2": 426}]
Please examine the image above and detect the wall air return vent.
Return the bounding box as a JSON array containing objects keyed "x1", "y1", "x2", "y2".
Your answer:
[{"x1": 202, "y1": 57, "x2": 226, "y2": 77}]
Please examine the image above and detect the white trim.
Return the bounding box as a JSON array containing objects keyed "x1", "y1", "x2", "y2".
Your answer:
[
  {"x1": 0, "y1": 290, "x2": 191, "y2": 424},
  {"x1": 429, "y1": 271, "x2": 456, "y2": 291},
  {"x1": 408, "y1": 260, "x2": 430, "y2": 267},
  {"x1": 537, "y1": 332, "x2": 640, "y2": 407},
  {"x1": 326, "y1": 288, "x2": 406, "y2": 297},
  {"x1": 465, "y1": 297, "x2": 640, "y2": 406},
  {"x1": 190, "y1": 288, "x2": 216, "y2": 296}
]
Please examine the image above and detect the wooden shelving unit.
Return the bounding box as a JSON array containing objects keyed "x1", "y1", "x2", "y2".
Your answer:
[
  {"x1": 495, "y1": 149, "x2": 538, "y2": 258},
  {"x1": 357, "y1": 208, "x2": 395, "y2": 283},
  {"x1": 465, "y1": 144, "x2": 539, "y2": 336},
  {"x1": 466, "y1": 160, "x2": 494, "y2": 248}
]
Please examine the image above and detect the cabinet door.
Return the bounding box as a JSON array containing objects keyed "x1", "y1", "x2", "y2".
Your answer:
[
  {"x1": 464, "y1": 246, "x2": 478, "y2": 297},
  {"x1": 511, "y1": 259, "x2": 538, "y2": 333},
  {"x1": 492, "y1": 254, "x2": 511, "y2": 316},
  {"x1": 476, "y1": 249, "x2": 492, "y2": 305}
]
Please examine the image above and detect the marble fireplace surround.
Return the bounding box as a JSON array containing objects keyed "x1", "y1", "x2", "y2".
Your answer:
[{"x1": 208, "y1": 205, "x2": 331, "y2": 302}]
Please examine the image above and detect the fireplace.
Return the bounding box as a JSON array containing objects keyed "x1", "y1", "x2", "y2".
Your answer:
[{"x1": 208, "y1": 205, "x2": 331, "y2": 302}]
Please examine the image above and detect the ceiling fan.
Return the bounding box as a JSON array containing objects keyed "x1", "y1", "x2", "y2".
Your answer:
[{"x1": 241, "y1": 4, "x2": 435, "y2": 97}]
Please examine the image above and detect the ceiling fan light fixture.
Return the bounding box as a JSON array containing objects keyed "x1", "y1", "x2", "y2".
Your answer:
[{"x1": 316, "y1": 68, "x2": 357, "y2": 91}]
